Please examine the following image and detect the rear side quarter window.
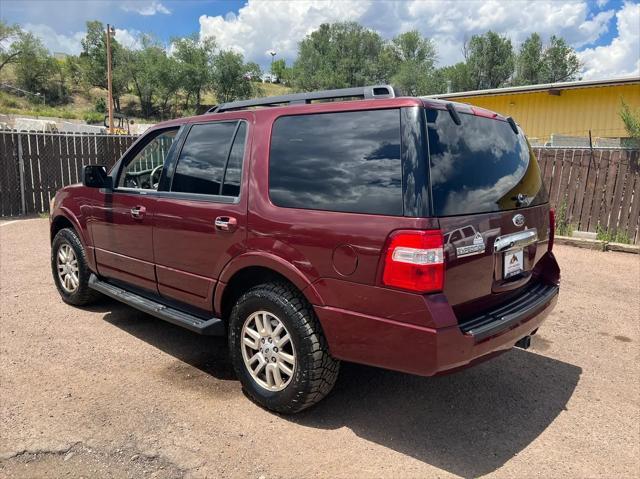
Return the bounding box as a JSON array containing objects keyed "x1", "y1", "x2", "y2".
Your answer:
[{"x1": 269, "y1": 109, "x2": 402, "y2": 216}]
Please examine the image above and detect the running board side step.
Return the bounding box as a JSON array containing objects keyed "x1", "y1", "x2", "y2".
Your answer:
[{"x1": 89, "y1": 274, "x2": 225, "y2": 336}]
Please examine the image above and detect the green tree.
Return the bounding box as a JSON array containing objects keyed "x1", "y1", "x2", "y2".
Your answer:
[
  {"x1": 211, "y1": 50, "x2": 262, "y2": 103},
  {"x1": 515, "y1": 33, "x2": 544, "y2": 85},
  {"x1": 0, "y1": 21, "x2": 22, "y2": 73},
  {"x1": 383, "y1": 30, "x2": 437, "y2": 95},
  {"x1": 172, "y1": 34, "x2": 216, "y2": 110},
  {"x1": 292, "y1": 22, "x2": 385, "y2": 91},
  {"x1": 245, "y1": 61, "x2": 262, "y2": 81},
  {"x1": 79, "y1": 21, "x2": 128, "y2": 111},
  {"x1": 124, "y1": 36, "x2": 165, "y2": 117},
  {"x1": 156, "y1": 54, "x2": 181, "y2": 118},
  {"x1": 541, "y1": 35, "x2": 581, "y2": 83},
  {"x1": 466, "y1": 31, "x2": 514, "y2": 89},
  {"x1": 429, "y1": 62, "x2": 473, "y2": 94},
  {"x1": 514, "y1": 34, "x2": 581, "y2": 85},
  {"x1": 12, "y1": 32, "x2": 55, "y2": 96}
]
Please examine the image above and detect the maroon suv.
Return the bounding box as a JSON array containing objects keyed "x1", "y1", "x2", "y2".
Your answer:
[{"x1": 50, "y1": 85, "x2": 560, "y2": 413}]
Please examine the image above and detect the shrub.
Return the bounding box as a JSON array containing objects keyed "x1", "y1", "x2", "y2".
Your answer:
[
  {"x1": 555, "y1": 199, "x2": 574, "y2": 236},
  {"x1": 596, "y1": 225, "x2": 631, "y2": 244},
  {"x1": 83, "y1": 110, "x2": 103, "y2": 124},
  {"x1": 94, "y1": 97, "x2": 106, "y2": 113}
]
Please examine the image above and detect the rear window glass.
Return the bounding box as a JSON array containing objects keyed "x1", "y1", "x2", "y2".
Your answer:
[
  {"x1": 269, "y1": 109, "x2": 402, "y2": 216},
  {"x1": 427, "y1": 109, "x2": 547, "y2": 216}
]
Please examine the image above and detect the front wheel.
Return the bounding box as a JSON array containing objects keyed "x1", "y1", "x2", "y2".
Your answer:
[
  {"x1": 228, "y1": 282, "x2": 339, "y2": 414},
  {"x1": 51, "y1": 228, "x2": 101, "y2": 306}
]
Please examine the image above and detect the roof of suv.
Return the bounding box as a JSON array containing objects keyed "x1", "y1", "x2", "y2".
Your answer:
[{"x1": 150, "y1": 84, "x2": 506, "y2": 131}]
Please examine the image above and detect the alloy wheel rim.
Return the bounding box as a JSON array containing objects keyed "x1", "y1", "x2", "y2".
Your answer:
[
  {"x1": 241, "y1": 310, "x2": 296, "y2": 391},
  {"x1": 57, "y1": 243, "x2": 79, "y2": 293}
]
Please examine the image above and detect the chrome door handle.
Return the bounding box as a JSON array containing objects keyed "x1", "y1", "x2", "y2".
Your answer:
[
  {"x1": 130, "y1": 206, "x2": 146, "y2": 219},
  {"x1": 214, "y1": 216, "x2": 237, "y2": 232},
  {"x1": 494, "y1": 229, "x2": 537, "y2": 252}
]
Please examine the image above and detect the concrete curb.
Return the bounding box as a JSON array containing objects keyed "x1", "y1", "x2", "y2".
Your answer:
[
  {"x1": 556, "y1": 236, "x2": 639, "y2": 254},
  {"x1": 555, "y1": 236, "x2": 606, "y2": 251},
  {"x1": 607, "y1": 242, "x2": 640, "y2": 254}
]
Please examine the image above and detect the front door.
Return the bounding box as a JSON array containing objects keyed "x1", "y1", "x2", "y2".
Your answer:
[
  {"x1": 90, "y1": 127, "x2": 179, "y2": 292},
  {"x1": 152, "y1": 117, "x2": 251, "y2": 313}
]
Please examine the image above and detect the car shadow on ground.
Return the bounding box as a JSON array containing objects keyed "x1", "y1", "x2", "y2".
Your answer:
[{"x1": 97, "y1": 299, "x2": 581, "y2": 478}]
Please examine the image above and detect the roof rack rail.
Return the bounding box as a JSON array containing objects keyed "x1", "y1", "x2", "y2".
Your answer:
[{"x1": 207, "y1": 84, "x2": 397, "y2": 113}]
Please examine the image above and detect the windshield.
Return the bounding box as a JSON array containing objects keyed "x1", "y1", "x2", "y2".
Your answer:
[{"x1": 426, "y1": 109, "x2": 547, "y2": 216}]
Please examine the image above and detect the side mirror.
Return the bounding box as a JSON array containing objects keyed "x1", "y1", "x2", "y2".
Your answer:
[{"x1": 83, "y1": 165, "x2": 113, "y2": 189}]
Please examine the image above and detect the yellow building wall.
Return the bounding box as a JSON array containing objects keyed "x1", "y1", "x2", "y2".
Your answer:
[{"x1": 453, "y1": 83, "x2": 640, "y2": 142}]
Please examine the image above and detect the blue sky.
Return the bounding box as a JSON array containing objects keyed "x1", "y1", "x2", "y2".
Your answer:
[{"x1": 1, "y1": 0, "x2": 638, "y2": 79}]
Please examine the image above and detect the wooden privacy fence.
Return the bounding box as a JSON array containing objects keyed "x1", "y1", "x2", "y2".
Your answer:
[
  {"x1": 0, "y1": 131, "x2": 137, "y2": 217},
  {"x1": 0, "y1": 131, "x2": 639, "y2": 244},
  {"x1": 533, "y1": 147, "x2": 640, "y2": 244}
]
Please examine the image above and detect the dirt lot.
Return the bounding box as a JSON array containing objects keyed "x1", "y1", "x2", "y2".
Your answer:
[{"x1": 1, "y1": 218, "x2": 638, "y2": 478}]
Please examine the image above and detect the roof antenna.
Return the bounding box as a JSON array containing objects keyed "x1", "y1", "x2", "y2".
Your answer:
[{"x1": 446, "y1": 103, "x2": 462, "y2": 125}]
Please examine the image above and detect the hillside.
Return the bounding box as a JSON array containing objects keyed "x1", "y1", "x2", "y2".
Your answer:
[{"x1": 0, "y1": 77, "x2": 292, "y2": 125}]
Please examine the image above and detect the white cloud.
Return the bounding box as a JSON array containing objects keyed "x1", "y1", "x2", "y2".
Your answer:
[
  {"x1": 22, "y1": 24, "x2": 142, "y2": 55},
  {"x1": 120, "y1": 1, "x2": 171, "y2": 16},
  {"x1": 579, "y1": 1, "x2": 640, "y2": 79},
  {"x1": 199, "y1": 1, "x2": 368, "y2": 60},
  {"x1": 23, "y1": 24, "x2": 85, "y2": 55},
  {"x1": 114, "y1": 28, "x2": 143, "y2": 50},
  {"x1": 198, "y1": 0, "x2": 619, "y2": 70}
]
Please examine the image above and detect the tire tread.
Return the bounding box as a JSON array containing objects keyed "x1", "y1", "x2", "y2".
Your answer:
[{"x1": 230, "y1": 281, "x2": 339, "y2": 413}]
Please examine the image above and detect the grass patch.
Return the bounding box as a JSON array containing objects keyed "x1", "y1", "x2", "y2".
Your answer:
[{"x1": 596, "y1": 225, "x2": 631, "y2": 244}]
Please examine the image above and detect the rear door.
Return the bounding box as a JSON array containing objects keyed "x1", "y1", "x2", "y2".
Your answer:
[
  {"x1": 152, "y1": 116, "x2": 251, "y2": 313},
  {"x1": 425, "y1": 107, "x2": 550, "y2": 311}
]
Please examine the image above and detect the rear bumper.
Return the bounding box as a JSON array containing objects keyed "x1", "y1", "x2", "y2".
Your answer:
[{"x1": 316, "y1": 282, "x2": 559, "y2": 377}]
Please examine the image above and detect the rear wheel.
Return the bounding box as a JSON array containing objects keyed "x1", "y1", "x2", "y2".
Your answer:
[
  {"x1": 228, "y1": 282, "x2": 339, "y2": 413},
  {"x1": 51, "y1": 228, "x2": 101, "y2": 306}
]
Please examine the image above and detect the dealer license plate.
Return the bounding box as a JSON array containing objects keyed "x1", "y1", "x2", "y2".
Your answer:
[{"x1": 503, "y1": 249, "x2": 524, "y2": 279}]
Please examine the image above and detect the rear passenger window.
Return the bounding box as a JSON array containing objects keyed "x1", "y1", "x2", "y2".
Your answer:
[
  {"x1": 172, "y1": 122, "x2": 245, "y2": 196},
  {"x1": 269, "y1": 109, "x2": 402, "y2": 215}
]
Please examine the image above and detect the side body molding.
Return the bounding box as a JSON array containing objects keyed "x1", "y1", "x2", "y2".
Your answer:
[{"x1": 214, "y1": 251, "x2": 325, "y2": 314}]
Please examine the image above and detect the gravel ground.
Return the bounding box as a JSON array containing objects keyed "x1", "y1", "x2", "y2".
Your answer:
[{"x1": 1, "y1": 218, "x2": 638, "y2": 479}]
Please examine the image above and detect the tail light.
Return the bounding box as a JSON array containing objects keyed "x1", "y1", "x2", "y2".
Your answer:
[
  {"x1": 382, "y1": 230, "x2": 444, "y2": 293},
  {"x1": 548, "y1": 208, "x2": 555, "y2": 252}
]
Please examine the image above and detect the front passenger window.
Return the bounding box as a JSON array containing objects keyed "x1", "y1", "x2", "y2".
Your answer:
[{"x1": 119, "y1": 129, "x2": 178, "y2": 190}]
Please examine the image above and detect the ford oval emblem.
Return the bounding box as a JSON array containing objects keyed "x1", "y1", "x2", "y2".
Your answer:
[{"x1": 512, "y1": 214, "x2": 526, "y2": 227}]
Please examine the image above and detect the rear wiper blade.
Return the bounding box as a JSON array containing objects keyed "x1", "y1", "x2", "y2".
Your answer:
[
  {"x1": 507, "y1": 116, "x2": 519, "y2": 134},
  {"x1": 511, "y1": 193, "x2": 531, "y2": 207},
  {"x1": 446, "y1": 102, "x2": 462, "y2": 125}
]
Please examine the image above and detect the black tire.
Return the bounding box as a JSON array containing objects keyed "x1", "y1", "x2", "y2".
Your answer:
[
  {"x1": 51, "y1": 228, "x2": 101, "y2": 306},
  {"x1": 228, "y1": 282, "x2": 339, "y2": 414}
]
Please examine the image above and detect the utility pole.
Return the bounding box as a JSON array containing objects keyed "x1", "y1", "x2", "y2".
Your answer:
[{"x1": 106, "y1": 24, "x2": 115, "y2": 134}]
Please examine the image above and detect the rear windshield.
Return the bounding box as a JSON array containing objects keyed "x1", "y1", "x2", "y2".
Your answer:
[{"x1": 426, "y1": 109, "x2": 548, "y2": 216}]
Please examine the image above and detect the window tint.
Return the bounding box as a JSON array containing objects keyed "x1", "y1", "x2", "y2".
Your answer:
[
  {"x1": 427, "y1": 109, "x2": 548, "y2": 216},
  {"x1": 172, "y1": 122, "x2": 237, "y2": 195},
  {"x1": 450, "y1": 230, "x2": 462, "y2": 242},
  {"x1": 269, "y1": 109, "x2": 402, "y2": 215},
  {"x1": 462, "y1": 226, "x2": 475, "y2": 237},
  {"x1": 221, "y1": 122, "x2": 247, "y2": 197},
  {"x1": 119, "y1": 129, "x2": 177, "y2": 190}
]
